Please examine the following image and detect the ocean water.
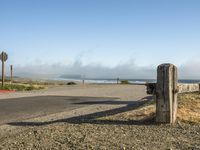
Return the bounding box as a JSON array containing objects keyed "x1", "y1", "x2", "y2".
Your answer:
[
  {"x1": 55, "y1": 78, "x2": 200, "y2": 84},
  {"x1": 179, "y1": 79, "x2": 200, "y2": 83}
]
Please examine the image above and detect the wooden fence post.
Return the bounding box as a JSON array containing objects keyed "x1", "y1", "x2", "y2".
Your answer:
[
  {"x1": 199, "y1": 83, "x2": 200, "y2": 94},
  {"x1": 156, "y1": 63, "x2": 178, "y2": 124},
  {"x1": 10, "y1": 65, "x2": 13, "y2": 83}
]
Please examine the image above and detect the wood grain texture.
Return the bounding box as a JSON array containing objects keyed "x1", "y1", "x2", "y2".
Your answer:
[{"x1": 156, "y1": 64, "x2": 178, "y2": 124}]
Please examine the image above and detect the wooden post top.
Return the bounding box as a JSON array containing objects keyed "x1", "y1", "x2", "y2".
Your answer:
[{"x1": 157, "y1": 63, "x2": 176, "y2": 68}]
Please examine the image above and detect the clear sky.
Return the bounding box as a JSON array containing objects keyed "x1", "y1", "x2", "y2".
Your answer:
[{"x1": 0, "y1": 0, "x2": 200, "y2": 79}]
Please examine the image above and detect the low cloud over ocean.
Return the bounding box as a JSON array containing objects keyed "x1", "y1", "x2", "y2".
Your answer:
[{"x1": 7, "y1": 58, "x2": 200, "y2": 80}]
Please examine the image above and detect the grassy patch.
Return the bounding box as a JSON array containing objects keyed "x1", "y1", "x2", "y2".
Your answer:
[
  {"x1": 98, "y1": 93, "x2": 200, "y2": 125},
  {"x1": 0, "y1": 83, "x2": 45, "y2": 91},
  {"x1": 177, "y1": 92, "x2": 200, "y2": 124}
]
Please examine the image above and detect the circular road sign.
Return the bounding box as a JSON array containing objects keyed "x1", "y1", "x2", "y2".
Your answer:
[{"x1": 0, "y1": 52, "x2": 8, "y2": 62}]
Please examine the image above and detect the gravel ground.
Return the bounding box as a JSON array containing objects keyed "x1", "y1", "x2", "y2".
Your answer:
[
  {"x1": 0, "y1": 116, "x2": 200, "y2": 149},
  {"x1": 0, "y1": 85, "x2": 199, "y2": 150},
  {"x1": 0, "y1": 101, "x2": 200, "y2": 150}
]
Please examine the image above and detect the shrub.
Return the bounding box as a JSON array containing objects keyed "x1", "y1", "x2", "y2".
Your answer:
[
  {"x1": 67, "y1": 82, "x2": 76, "y2": 85},
  {"x1": 120, "y1": 80, "x2": 130, "y2": 84}
]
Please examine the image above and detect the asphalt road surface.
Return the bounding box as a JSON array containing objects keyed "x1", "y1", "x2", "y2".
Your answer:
[{"x1": 0, "y1": 96, "x2": 114, "y2": 125}]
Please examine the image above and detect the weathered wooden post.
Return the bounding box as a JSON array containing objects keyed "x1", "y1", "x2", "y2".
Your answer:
[
  {"x1": 82, "y1": 75, "x2": 85, "y2": 85},
  {"x1": 82, "y1": 79, "x2": 85, "y2": 85},
  {"x1": 156, "y1": 63, "x2": 178, "y2": 124},
  {"x1": 199, "y1": 83, "x2": 200, "y2": 94},
  {"x1": 117, "y1": 78, "x2": 119, "y2": 84},
  {"x1": 1, "y1": 55, "x2": 4, "y2": 87},
  {"x1": 10, "y1": 65, "x2": 13, "y2": 83}
]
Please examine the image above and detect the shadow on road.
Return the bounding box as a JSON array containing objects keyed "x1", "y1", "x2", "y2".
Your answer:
[
  {"x1": 7, "y1": 96, "x2": 155, "y2": 127},
  {"x1": 0, "y1": 96, "x2": 117, "y2": 125}
]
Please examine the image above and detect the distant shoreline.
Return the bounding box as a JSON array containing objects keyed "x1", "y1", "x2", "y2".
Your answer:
[
  {"x1": 55, "y1": 77, "x2": 200, "y2": 84},
  {"x1": 7, "y1": 77, "x2": 200, "y2": 85}
]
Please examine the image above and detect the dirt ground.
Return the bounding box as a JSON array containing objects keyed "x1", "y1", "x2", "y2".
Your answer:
[{"x1": 0, "y1": 84, "x2": 199, "y2": 150}]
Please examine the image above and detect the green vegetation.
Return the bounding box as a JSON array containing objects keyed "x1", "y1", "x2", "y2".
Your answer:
[
  {"x1": 67, "y1": 82, "x2": 77, "y2": 85},
  {"x1": 12, "y1": 79, "x2": 72, "y2": 86},
  {"x1": 120, "y1": 80, "x2": 130, "y2": 84},
  {"x1": 0, "y1": 83, "x2": 45, "y2": 91}
]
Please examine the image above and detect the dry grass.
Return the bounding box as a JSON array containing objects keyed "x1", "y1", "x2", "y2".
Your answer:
[
  {"x1": 99, "y1": 93, "x2": 200, "y2": 125},
  {"x1": 177, "y1": 92, "x2": 200, "y2": 124}
]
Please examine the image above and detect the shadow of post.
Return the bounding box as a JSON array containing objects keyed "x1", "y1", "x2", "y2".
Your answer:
[{"x1": 8, "y1": 96, "x2": 155, "y2": 127}]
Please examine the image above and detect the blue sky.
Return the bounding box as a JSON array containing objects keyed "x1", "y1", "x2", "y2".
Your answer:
[{"x1": 0, "y1": 0, "x2": 200, "y2": 78}]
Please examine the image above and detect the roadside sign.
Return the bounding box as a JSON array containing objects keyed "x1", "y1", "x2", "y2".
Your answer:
[
  {"x1": 0, "y1": 52, "x2": 8, "y2": 62},
  {"x1": 1, "y1": 51, "x2": 8, "y2": 87}
]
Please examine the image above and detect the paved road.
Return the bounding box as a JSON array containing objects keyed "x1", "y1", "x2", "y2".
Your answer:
[
  {"x1": 0, "y1": 85, "x2": 147, "y2": 125},
  {"x1": 0, "y1": 96, "x2": 114, "y2": 125}
]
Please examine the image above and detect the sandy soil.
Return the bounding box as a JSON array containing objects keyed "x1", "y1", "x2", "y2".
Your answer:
[{"x1": 0, "y1": 84, "x2": 199, "y2": 150}]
